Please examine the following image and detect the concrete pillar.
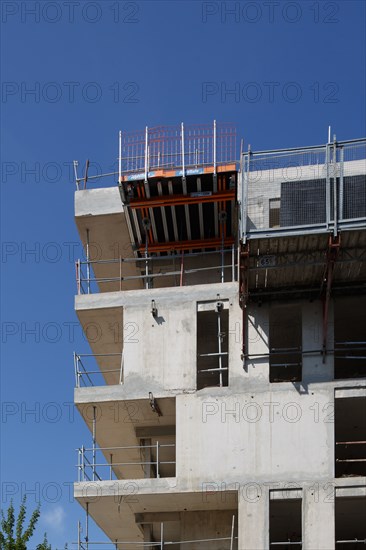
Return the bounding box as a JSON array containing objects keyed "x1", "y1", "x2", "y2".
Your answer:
[
  {"x1": 238, "y1": 485, "x2": 269, "y2": 549},
  {"x1": 303, "y1": 485, "x2": 335, "y2": 549}
]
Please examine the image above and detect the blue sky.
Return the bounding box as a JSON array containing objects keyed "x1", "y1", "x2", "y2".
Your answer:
[{"x1": 1, "y1": 0, "x2": 365, "y2": 547}]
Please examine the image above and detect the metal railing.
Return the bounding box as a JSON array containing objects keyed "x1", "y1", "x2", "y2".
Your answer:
[
  {"x1": 270, "y1": 543, "x2": 302, "y2": 547},
  {"x1": 74, "y1": 352, "x2": 124, "y2": 388},
  {"x1": 240, "y1": 138, "x2": 366, "y2": 240},
  {"x1": 77, "y1": 442, "x2": 176, "y2": 482},
  {"x1": 74, "y1": 121, "x2": 237, "y2": 189},
  {"x1": 76, "y1": 515, "x2": 237, "y2": 549},
  {"x1": 76, "y1": 247, "x2": 238, "y2": 294},
  {"x1": 335, "y1": 539, "x2": 366, "y2": 545}
]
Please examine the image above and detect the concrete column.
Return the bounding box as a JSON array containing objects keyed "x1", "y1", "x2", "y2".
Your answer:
[
  {"x1": 303, "y1": 485, "x2": 335, "y2": 549},
  {"x1": 238, "y1": 485, "x2": 269, "y2": 549}
]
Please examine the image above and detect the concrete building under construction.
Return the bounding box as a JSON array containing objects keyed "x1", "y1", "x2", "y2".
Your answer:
[{"x1": 72, "y1": 123, "x2": 366, "y2": 549}]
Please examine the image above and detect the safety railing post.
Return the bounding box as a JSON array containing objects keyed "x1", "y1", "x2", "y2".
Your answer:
[
  {"x1": 326, "y1": 143, "x2": 331, "y2": 228},
  {"x1": 181, "y1": 122, "x2": 185, "y2": 177},
  {"x1": 119, "y1": 130, "x2": 122, "y2": 184},
  {"x1": 218, "y1": 310, "x2": 223, "y2": 387},
  {"x1": 76, "y1": 260, "x2": 81, "y2": 295},
  {"x1": 92, "y1": 406, "x2": 97, "y2": 481},
  {"x1": 110, "y1": 454, "x2": 113, "y2": 480},
  {"x1": 333, "y1": 137, "x2": 338, "y2": 236},
  {"x1": 145, "y1": 126, "x2": 149, "y2": 182},
  {"x1": 213, "y1": 119, "x2": 217, "y2": 175},
  {"x1": 119, "y1": 349, "x2": 124, "y2": 385},
  {"x1": 119, "y1": 256, "x2": 122, "y2": 291},
  {"x1": 230, "y1": 514, "x2": 235, "y2": 550},
  {"x1": 77, "y1": 520, "x2": 81, "y2": 550},
  {"x1": 156, "y1": 441, "x2": 160, "y2": 478},
  {"x1": 231, "y1": 244, "x2": 235, "y2": 282},
  {"x1": 74, "y1": 352, "x2": 79, "y2": 388},
  {"x1": 160, "y1": 522, "x2": 164, "y2": 550},
  {"x1": 86, "y1": 229, "x2": 91, "y2": 295},
  {"x1": 85, "y1": 503, "x2": 89, "y2": 550},
  {"x1": 339, "y1": 146, "x2": 344, "y2": 222},
  {"x1": 81, "y1": 445, "x2": 85, "y2": 481}
]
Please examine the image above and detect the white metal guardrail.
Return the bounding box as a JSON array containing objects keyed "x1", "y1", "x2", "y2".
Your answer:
[{"x1": 240, "y1": 138, "x2": 366, "y2": 241}]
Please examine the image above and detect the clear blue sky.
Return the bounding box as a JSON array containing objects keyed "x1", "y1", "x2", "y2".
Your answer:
[{"x1": 1, "y1": 1, "x2": 365, "y2": 547}]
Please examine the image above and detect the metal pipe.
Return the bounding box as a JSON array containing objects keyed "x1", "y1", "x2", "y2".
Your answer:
[
  {"x1": 156, "y1": 441, "x2": 160, "y2": 478},
  {"x1": 110, "y1": 454, "x2": 113, "y2": 480},
  {"x1": 325, "y1": 144, "x2": 331, "y2": 228},
  {"x1": 333, "y1": 137, "x2": 338, "y2": 236},
  {"x1": 119, "y1": 131, "x2": 122, "y2": 184},
  {"x1": 160, "y1": 522, "x2": 164, "y2": 550},
  {"x1": 230, "y1": 515, "x2": 235, "y2": 550},
  {"x1": 213, "y1": 119, "x2": 217, "y2": 175},
  {"x1": 181, "y1": 122, "x2": 185, "y2": 177},
  {"x1": 92, "y1": 406, "x2": 96, "y2": 481},
  {"x1": 119, "y1": 350, "x2": 124, "y2": 385},
  {"x1": 74, "y1": 160, "x2": 79, "y2": 190},
  {"x1": 339, "y1": 146, "x2": 344, "y2": 221},
  {"x1": 217, "y1": 311, "x2": 223, "y2": 387},
  {"x1": 85, "y1": 503, "x2": 89, "y2": 550},
  {"x1": 78, "y1": 520, "x2": 81, "y2": 550},
  {"x1": 81, "y1": 446, "x2": 86, "y2": 481},
  {"x1": 74, "y1": 352, "x2": 78, "y2": 388},
  {"x1": 232, "y1": 244, "x2": 235, "y2": 282},
  {"x1": 86, "y1": 229, "x2": 90, "y2": 295},
  {"x1": 144, "y1": 126, "x2": 148, "y2": 182},
  {"x1": 119, "y1": 257, "x2": 122, "y2": 291}
]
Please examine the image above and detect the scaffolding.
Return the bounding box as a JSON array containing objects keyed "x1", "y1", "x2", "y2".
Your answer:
[{"x1": 75, "y1": 515, "x2": 237, "y2": 550}]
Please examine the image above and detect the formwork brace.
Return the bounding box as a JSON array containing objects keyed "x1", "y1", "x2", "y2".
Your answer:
[{"x1": 321, "y1": 234, "x2": 341, "y2": 362}]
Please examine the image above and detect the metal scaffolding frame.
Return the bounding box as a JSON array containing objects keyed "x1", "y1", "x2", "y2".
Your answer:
[
  {"x1": 75, "y1": 247, "x2": 238, "y2": 295},
  {"x1": 76, "y1": 514, "x2": 237, "y2": 549}
]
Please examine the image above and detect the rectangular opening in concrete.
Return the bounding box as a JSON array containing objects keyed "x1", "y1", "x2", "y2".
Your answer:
[
  {"x1": 269, "y1": 493, "x2": 302, "y2": 548},
  {"x1": 335, "y1": 396, "x2": 366, "y2": 478},
  {"x1": 335, "y1": 496, "x2": 366, "y2": 548},
  {"x1": 197, "y1": 301, "x2": 229, "y2": 389},
  {"x1": 269, "y1": 304, "x2": 302, "y2": 383},
  {"x1": 334, "y1": 296, "x2": 366, "y2": 379},
  {"x1": 269, "y1": 198, "x2": 281, "y2": 228}
]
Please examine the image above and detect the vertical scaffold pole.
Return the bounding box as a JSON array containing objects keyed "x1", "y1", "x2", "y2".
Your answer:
[
  {"x1": 119, "y1": 130, "x2": 122, "y2": 184},
  {"x1": 160, "y1": 522, "x2": 164, "y2": 550},
  {"x1": 92, "y1": 406, "x2": 96, "y2": 481},
  {"x1": 339, "y1": 146, "x2": 344, "y2": 222},
  {"x1": 218, "y1": 309, "x2": 223, "y2": 387},
  {"x1": 86, "y1": 229, "x2": 90, "y2": 295},
  {"x1": 181, "y1": 122, "x2": 185, "y2": 177},
  {"x1": 85, "y1": 503, "x2": 89, "y2": 550},
  {"x1": 213, "y1": 119, "x2": 217, "y2": 175},
  {"x1": 333, "y1": 135, "x2": 338, "y2": 236},
  {"x1": 145, "y1": 126, "x2": 149, "y2": 182},
  {"x1": 77, "y1": 520, "x2": 81, "y2": 550},
  {"x1": 230, "y1": 514, "x2": 235, "y2": 550}
]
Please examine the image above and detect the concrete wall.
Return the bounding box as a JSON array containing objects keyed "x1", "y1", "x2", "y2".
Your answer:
[
  {"x1": 120, "y1": 283, "x2": 241, "y2": 394},
  {"x1": 176, "y1": 387, "x2": 334, "y2": 484},
  {"x1": 180, "y1": 510, "x2": 237, "y2": 550}
]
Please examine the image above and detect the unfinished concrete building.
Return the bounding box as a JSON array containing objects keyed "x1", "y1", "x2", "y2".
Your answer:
[{"x1": 73, "y1": 124, "x2": 366, "y2": 549}]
